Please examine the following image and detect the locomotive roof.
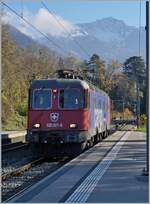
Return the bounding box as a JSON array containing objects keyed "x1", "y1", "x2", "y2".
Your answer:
[
  {"x1": 30, "y1": 79, "x2": 108, "y2": 97},
  {"x1": 30, "y1": 79, "x2": 89, "y2": 89}
]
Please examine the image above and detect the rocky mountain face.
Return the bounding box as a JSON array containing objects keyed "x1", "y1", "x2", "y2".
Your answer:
[
  {"x1": 5, "y1": 17, "x2": 146, "y2": 62},
  {"x1": 76, "y1": 17, "x2": 146, "y2": 62}
]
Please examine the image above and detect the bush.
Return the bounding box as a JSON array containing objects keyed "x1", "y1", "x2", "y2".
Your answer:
[
  {"x1": 16, "y1": 98, "x2": 28, "y2": 117},
  {"x1": 2, "y1": 112, "x2": 27, "y2": 131},
  {"x1": 140, "y1": 114, "x2": 147, "y2": 126}
]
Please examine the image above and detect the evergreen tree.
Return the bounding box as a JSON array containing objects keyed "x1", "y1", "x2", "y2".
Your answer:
[
  {"x1": 123, "y1": 56, "x2": 145, "y2": 82},
  {"x1": 123, "y1": 56, "x2": 146, "y2": 115},
  {"x1": 87, "y1": 54, "x2": 105, "y2": 89}
]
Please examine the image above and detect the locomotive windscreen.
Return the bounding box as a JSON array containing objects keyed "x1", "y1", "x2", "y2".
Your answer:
[
  {"x1": 32, "y1": 89, "x2": 51, "y2": 109},
  {"x1": 59, "y1": 88, "x2": 84, "y2": 109}
]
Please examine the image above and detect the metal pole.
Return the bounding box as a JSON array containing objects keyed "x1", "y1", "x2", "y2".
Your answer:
[
  {"x1": 136, "y1": 79, "x2": 140, "y2": 127},
  {"x1": 123, "y1": 100, "x2": 125, "y2": 120},
  {"x1": 144, "y1": 1, "x2": 149, "y2": 174}
]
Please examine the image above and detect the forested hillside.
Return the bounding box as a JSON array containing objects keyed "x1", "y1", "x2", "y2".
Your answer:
[{"x1": 2, "y1": 24, "x2": 60, "y2": 130}]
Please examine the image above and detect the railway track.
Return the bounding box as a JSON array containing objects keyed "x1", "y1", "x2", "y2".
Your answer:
[
  {"x1": 2, "y1": 142, "x2": 28, "y2": 153},
  {"x1": 2, "y1": 157, "x2": 45, "y2": 181},
  {"x1": 2, "y1": 156, "x2": 71, "y2": 202},
  {"x1": 116, "y1": 123, "x2": 135, "y2": 131}
]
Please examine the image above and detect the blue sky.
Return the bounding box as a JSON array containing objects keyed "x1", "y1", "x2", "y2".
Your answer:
[{"x1": 2, "y1": 0, "x2": 146, "y2": 27}]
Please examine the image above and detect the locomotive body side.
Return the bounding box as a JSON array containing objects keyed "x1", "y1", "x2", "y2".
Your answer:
[{"x1": 88, "y1": 89, "x2": 111, "y2": 138}]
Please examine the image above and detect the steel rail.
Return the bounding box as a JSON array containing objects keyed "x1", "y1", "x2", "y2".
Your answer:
[
  {"x1": 2, "y1": 157, "x2": 45, "y2": 181},
  {"x1": 2, "y1": 143, "x2": 28, "y2": 153}
]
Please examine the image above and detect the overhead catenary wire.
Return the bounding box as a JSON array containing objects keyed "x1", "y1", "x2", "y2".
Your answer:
[
  {"x1": 20, "y1": 0, "x2": 23, "y2": 18},
  {"x1": 1, "y1": 1, "x2": 70, "y2": 78},
  {"x1": 41, "y1": 0, "x2": 91, "y2": 59},
  {"x1": 0, "y1": 1, "x2": 4, "y2": 18},
  {"x1": 1, "y1": 1, "x2": 68, "y2": 55}
]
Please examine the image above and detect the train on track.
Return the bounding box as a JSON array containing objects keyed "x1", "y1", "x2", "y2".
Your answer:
[{"x1": 26, "y1": 70, "x2": 112, "y2": 156}]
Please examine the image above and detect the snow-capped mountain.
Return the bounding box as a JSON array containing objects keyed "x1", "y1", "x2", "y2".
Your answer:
[
  {"x1": 4, "y1": 17, "x2": 146, "y2": 62},
  {"x1": 78, "y1": 17, "x2": 135, "y2": 42},
  {"x1": 40, "y1": 17, "x2": 146, "y2": 62}
]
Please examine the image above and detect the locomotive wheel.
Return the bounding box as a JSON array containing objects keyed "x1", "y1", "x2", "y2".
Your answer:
[
  {"x1": 105, "y1": 130, "x2": 108, "y2": 138},
  {"x1": 94, "y1": 136, "x2": 97, "y2": 144},
  {"x1": 80, "y1": 142, "x2": 87, "y2": 152},
  {"x1": 98, "y1": 133, "x2": 103, "y2": 142},
  {"x1": 102, "y1": 130, "x2": 108, "y2": 139},
  {"x1": 68, "y1": 142, "x2": 87, "y2": 156},
  {"x1": 89, "y1": 137, "x2": 94, "y2": 147},
  {"x1": 94, "y1": 128, "x2": 101, "y2": 144},
  {"x1": 86, "y1": 140, "x2": 91, "y2": 149},
  {"x1": 76, "y1": 142, "x2": 87, "y2": 153},
  {"x1": 85, "y1": 141, "x2": 90, "y2": 149}
]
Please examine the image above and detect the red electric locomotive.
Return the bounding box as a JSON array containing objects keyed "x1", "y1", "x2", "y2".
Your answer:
[{"x1": 26, "y1": 70, "x2": 111, "y2": 156}]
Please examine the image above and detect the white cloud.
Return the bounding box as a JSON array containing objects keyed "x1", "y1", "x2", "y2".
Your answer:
[
  {"x1": 1, "y1": 11, "x2": 16, "y2": 24},
  {"x1": 1, "y1": 9, "x2": 36, "y2": 39},
  {"x1": 33, "y1": 8, "x2": 79, "y2": 37},
  {"x1": 3, "y1": 7, "x2": 84, "y2": 39}
]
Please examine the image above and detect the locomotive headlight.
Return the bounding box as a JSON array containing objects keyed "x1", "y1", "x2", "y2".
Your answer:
[
  {"x1": 69, "y1": 123, "x2": 77, "y2": 128},
  {"x1": 53, "y1": 89, "x2": 57, "y2": 93},
  {"x1": 33, "y1": 123, "x2": 41, "y2": 128}
]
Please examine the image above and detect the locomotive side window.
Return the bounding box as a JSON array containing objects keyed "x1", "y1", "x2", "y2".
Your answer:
[
  {"x1": 32, "y1": 89, "x2": 51, "y2": 109},
  {"x1": 59, "y1": 89, "x2": 84, "y2": 109}
]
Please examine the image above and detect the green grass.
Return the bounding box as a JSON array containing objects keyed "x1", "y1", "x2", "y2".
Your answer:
[{"x1": 136, "y1": 126, "x2": 146, "y2": 132}]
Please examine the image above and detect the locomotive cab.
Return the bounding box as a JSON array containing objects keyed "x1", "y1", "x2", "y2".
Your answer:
[{"x1": 27, "y1": 79, "x2": 90, "y2": 155}]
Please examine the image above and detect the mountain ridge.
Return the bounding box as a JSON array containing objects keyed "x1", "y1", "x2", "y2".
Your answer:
[{"x1": 3, "y1": 17, "x2": 146, "y2": 62}]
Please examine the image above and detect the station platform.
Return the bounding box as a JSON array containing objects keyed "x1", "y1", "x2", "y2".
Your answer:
[
  {"x1": 1, "y1": 131, "x2": 26, "y2": 144},
  {"x1": 8, "y1": 131, "x2": 149, "y2": 203}
]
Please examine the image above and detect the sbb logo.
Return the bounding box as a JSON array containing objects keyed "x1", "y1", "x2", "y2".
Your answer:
[{"x1": 50, "y1": 113, "x2": 59, "y2": 122}]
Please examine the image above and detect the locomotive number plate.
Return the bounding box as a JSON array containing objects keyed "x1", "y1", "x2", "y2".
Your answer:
[{"x1": 46, "y1": 123, "x2": 63, "y2": 128}]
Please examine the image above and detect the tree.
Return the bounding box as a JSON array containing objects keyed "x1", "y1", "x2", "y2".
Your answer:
[
  {"x1": 123, "y1": 56, "x2": 146, "y2": 119},
  {"x1": 87, "y1": 54, "x2": 106, "y2": 89},
  {"x1": 2, "y1": 24, "x2": 18, "y2": 126},
  {"x1": 104, "y1": 60, "x2": 122, "y2": 94},
  {"x1": 123, "y1": 56, "x2": 146, "y2": 82},
  {"x1": 63, "y1": 55, "x2": 81, "y2": 70},
  {"x1": 2, "y1": 24, "x2": 61, "y2": 130}
]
